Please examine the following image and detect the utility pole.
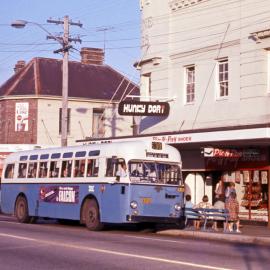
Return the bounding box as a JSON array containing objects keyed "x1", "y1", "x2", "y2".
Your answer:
[{"x1": 47, "y1": 15, "x2": 82, "y2": 147}]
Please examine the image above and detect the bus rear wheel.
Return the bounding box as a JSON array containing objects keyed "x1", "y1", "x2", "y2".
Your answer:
[
  {"x1": 15, "y1": 196, "x2": 31, "y2": 223},
  {"x1": 84, "y1": 199, "x2": 103, "y2": 231}
]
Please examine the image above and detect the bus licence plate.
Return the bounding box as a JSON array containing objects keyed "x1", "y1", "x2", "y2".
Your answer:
[{"x1": 142, "y1": 197, "x2": 152, "y2": 204}]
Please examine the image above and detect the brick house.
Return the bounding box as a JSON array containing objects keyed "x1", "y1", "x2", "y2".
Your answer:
[{"x1": 0, "y1": 48, "x2": 139, "y2": 146}]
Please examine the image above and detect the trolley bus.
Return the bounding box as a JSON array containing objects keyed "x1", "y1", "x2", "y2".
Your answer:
[{"x1": 1, "y1": 141, "x2": 185, "y2": 230}]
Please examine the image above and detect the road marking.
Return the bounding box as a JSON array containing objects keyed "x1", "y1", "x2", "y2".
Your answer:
[
  {"x1": 124, "y1": 235, "x2": 187, "y2": 244},
  {"x1": 0, "y1": 232, "x2": 235, "y2": 270}
]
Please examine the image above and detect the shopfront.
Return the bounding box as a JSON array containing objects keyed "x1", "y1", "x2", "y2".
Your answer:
[
  {"x1": 203, "y1": 147, "x2": 269, "y2": 224},
  {"x1": 149, "y1": 128, "x2": 270, "y2": 225}
]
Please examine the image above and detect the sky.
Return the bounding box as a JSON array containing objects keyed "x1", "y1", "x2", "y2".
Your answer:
[{"x1": 0, "y1": 0, "x2": 141, "y2": 86}]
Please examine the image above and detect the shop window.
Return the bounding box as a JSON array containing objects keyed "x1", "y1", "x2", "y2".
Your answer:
[
  {"x1": 222, "y1": 170, "x2": 269, "y2": 222},
  {"x1": 241, "y1": 170, "x2": 268, "y2": 209}
]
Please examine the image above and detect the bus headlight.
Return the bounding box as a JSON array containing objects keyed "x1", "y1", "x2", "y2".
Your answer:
[
  {"x1": 174, "y1": 203, "x2": 181, "y2": 211},
  {"x1": 130, "y1": 201, "x2": 138, "y2": 209}
]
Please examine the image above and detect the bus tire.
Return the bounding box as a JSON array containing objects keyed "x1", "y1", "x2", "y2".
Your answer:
[
  {"x1": 15, "y1": 196, "x2": 31, "y2": 223},
  {"x1": 84, "y1": 199, "x2": 103, "y2": 231},
  {"x1": 178, "y1": 217, "x2": 186, "y2": 230}
]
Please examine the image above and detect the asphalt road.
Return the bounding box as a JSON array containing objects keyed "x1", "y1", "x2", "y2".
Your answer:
[{"x1": 0, "y1": 214, "x2": 269, "y2": 270}]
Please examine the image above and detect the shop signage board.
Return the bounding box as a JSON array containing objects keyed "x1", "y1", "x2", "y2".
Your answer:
[
  {"x1": 203, "y1": 147, "x2": 266, "y2": 159},
  {"x1": 118, "y1": 100, "x2": 170, "y2": 116},
  {"x1": 203, "y1": 147, "x2": 269, "y2": 170}
]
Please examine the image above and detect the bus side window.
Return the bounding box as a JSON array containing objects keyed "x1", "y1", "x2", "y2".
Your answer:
[
  {"x1": 27, "y1": 162, "x2": 37, "y2": 178},
  {"x1": 4, "y1": 164, "x2": 15, "y2": 179},
  {"x1": 86, "y1": 159, "x2": 98, "y2": 177},
  {"x1": 61, "y1": 160, "x2": 72, "y2": 178},
  {"x1": 38, "y1": 162, "x2": 48, "y2": 178},
  {"x1": 49, "y1": 161, "x2": 60, "y2": 178},
  {"x1": 106, "y1": 158, "x2": 125, "y2": 177},
  {"x1": 74, "y1": 160, "x2": 86, "y2": 177},
  {"x1": 106, "y1": 158, "x2": 116, "y2": 177},
  {"x1": 18, "y1": 163, "x2": 27, "y2": 178}
]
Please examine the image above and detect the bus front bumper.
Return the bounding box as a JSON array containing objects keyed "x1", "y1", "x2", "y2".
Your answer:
[{"x1": 126, "y1": 215, "x2": 182, "y2": 224}]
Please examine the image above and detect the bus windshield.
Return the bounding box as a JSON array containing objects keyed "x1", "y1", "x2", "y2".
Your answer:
[{"x1": 128, "y1": 160, "x2": 182, "y2": 185}]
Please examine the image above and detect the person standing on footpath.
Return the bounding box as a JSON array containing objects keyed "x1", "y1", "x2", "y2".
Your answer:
[
  {"x1": 225, "y1": 192, "x2": 241, "y2": 233},
  {"x1": 225, "y1": 182, "x2": 236, "y2": 202},
  {"x1": 215, "y1": 179, "x2": 224, "y2": 199}
]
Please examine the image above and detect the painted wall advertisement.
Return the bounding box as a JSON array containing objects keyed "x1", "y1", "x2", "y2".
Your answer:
[
  {"x1": 40, "y1": 186, "x2": 79, "y2": 204},
  {"x1": 15, "y1": 102, "x2": 29, "y2": 132}
]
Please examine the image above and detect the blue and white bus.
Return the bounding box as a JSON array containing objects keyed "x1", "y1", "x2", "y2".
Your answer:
[{"x1": 0, "y1": 141, "x2": 185, "y2": 230}]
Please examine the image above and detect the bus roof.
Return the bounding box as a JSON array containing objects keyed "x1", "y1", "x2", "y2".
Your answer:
[{"x1": 4, "y1": 141, "x2": 181, "y2": 163}]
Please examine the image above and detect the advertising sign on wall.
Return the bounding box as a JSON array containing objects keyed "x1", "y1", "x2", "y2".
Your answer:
[{"x1": 15, "y1": 102, "x2": 29, "y2": 132}]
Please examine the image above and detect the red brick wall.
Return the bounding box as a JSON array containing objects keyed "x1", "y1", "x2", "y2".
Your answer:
[{"x1": 0, "y1": 99, "x2": 37, "y2": 144}]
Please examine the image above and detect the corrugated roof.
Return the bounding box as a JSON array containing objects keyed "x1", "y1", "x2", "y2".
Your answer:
[{"x1": 0, "y1": 57, "x2": 139, "y2": 101}]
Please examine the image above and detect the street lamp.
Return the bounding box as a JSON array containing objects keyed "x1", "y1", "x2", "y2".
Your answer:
[{"x1": 11, "y1": 17, "x2": 74, "y2": 147}]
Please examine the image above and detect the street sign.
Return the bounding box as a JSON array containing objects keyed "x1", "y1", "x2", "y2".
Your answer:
[{"x1": 118, "y1": 100, "x2": 170, "y2": 116}]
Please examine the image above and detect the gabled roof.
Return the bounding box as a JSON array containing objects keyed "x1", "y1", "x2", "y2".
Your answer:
[{"x1": 0, "y1": 57, "x2": 139, "y2": 101}]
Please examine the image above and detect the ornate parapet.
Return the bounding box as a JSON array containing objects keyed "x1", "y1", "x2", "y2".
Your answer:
[{"x1": 169, "y1": 0, "x2": 209, "y2": 11}]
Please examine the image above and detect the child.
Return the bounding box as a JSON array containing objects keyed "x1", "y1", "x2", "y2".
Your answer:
[{"x1": 225, "y1": 192, "x2": 241, "y2": 233}]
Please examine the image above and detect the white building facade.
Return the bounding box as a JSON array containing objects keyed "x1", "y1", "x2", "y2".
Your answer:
[{"x1": 139, "y1": 0, "x2": 270, "y2": 224}]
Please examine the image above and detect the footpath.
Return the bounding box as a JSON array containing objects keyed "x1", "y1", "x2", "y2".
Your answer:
[{"x1": 157, "y1": 224, "x2": 270, "y2": 246}]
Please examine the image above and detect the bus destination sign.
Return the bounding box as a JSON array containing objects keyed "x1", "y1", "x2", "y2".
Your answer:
[{"x1": 118, "y1": 100, "x2": 170, "y2": 116}]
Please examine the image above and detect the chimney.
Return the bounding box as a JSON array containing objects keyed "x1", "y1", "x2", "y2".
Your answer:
[
  {"x1": 14, "y1": 60, "x2": 26, "y2": 73},
  {"x1": 80, "y1": 47, "x2": 104, "y2": 65}
]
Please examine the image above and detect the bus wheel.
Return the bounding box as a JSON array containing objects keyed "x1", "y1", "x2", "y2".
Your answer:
[
  {"x1": 15, "y1": 196, "x2": 31, "y2": 223},
  {"x1": 178, "y1": 217, "x2": 186, "y2": 230},
  {"x1": 84, "y1": 199, "x2": 103, "y2": 231}
]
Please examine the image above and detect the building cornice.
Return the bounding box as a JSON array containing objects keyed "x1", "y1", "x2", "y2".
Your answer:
[
  {"x1": 170, "y1": 39, "x2": 240, "y2": 60},
  {"x1": 134, "y1": 56, "x2": 162, "y2": 69},
  {"x1": 169, "y1": 0, "x2": 209, "y2": 12},
  {"x1": 250, "y1": 28, "x2": 270, "y2": 43}
]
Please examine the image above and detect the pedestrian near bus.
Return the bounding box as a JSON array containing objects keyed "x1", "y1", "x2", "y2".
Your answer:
[
  {"x1": 214, "y1": 179, "x2": 223, "y2": 199},
  {"x1": 185, "y1": 194, "x2": 195, "y2": 228},
  {"x1": 212, "y1": 198, "x2": 225, "y2": 231},
  {"x1": 194, "y1": 195, "x2": 213, "y2": 230},
  {"x1": 225, "y1": 182, "x2": 236, "y2": 202},
  {"x1": 225, "y1": 192, "x2": 241, "y2": 233}
]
